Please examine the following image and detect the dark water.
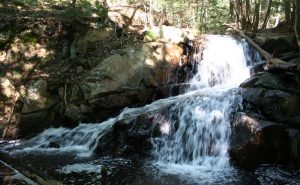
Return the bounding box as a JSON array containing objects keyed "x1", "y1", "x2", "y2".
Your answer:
[{"x1": 3, "y1": 151, "x2": 299, "y2": 185}]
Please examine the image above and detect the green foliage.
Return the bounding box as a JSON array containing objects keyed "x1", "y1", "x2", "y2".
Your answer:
[
  {"x1": 146, "y1": 29, "x2": 158, "y2": 39},
  {"x1": 204, "y1": 0, "x2": 230, "y2": 33},
  {"x1": 20, "y1": 32, "x2": 38, "y2": 44},
  {"x1": 128, "y1": 0, "x2": 136, "y2": 4},
  {"x1": 144, "y1": 29, "x2": 158, "y2": 41},
  {"x1": 95, "y1": 1, "x2": 108, "y2": 21},
  {"x1": 12, "y1": 0, "x2": 38, "y2": 7}
]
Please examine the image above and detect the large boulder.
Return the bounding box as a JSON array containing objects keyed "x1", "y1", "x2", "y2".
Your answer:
[
  {"x1": 230, "y1": 112, "x2": 300, "y2": 168},
  {"x1": 253, "y1": 34, "x2": 298, "y2": 57},
  {"x1": 238, "y1": 69, "x2": 300, "y2": 168},
  {"x1": 65, "y1": 41, "x2": 194, "y2": 122},
  {"x1": 81, "y1": 43, "x2": 183, "y2": 100},
  {"x1": 240, "y1": 72, "x2": 300, "y2": 124},
  {"x1": 22, "y1": 79, "x2": 56, "y2": 114},
  {"x1": 18, "y1": 79, "x2": 59, "y2": 137}
]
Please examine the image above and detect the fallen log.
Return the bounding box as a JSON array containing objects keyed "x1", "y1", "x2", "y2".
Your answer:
[{"x1": 228, "y1": 26, "x2": 300, "y2": 72}]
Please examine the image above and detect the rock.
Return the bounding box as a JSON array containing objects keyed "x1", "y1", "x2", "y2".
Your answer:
[
  {"x1": 288, "y1": 129, "x2": 300, "y2": 168},
  {"x1": 146, "y1": 26, "x2": 199, "y2": 43},
  {"x1": 238, "y1": 64, "x2": 300, "y2": 168},
  {"x1": 250, "y1": 62, "x2": 265, "y2": 75},
  {"x1": 230, "y1": 113, "x2": 290, "y2": 166},
  {"x1": 93, "y1": 109, "x2": 169, "y2": 157},
  {"x1": 290, "y1": 58, "x2": 300, "y2": 65},
  {"x1": 18, "y1": 106, "x2": 59, "y2": 138},
  {"x1": 241, "y1": 70, "x2": 300, "y2": 124},
  {"x1": 48, "y1": 141, "x2": 60, "y2": 148},
  {"x1": 254, "y1": 34, "x2": 298, "y2": 56},
  {"x1": 80, "y1": 42, "x2": 186, "y2": 100},
  {"x1": 64, "y1": 104, "x2": 84, "y2": 122},
  {"x1": 22, "y1": 79, "x2": 57, "y2": 114},
  {"x1": 17, "y1": 79, "x2": 60, "y2": 137},
  {"x1": 241, "y1": 72, "x2": 285, "y2": 90},
  {"x1": 74, "y1": 28, "x2": 114, "y2": 56},
  {"x1": 68, "y1": 41, "x2": 193, "y2": 122},
  {"x1": 230, "y1": 112, "x2": 300, "y2": 168},
  {"x1": 242, "y1": 87, "x2": 300, "y2": 124}
]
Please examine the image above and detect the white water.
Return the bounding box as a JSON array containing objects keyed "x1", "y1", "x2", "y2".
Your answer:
[{"x1": 152, "y1": 35, "x2": 262, "y2": 171}]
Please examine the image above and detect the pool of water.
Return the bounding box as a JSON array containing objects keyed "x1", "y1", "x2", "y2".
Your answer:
[{"x1": 3, "y1": 151, "x2": 299, "y2": 185}]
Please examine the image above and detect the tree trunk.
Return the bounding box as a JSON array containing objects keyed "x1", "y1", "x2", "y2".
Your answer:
[
  {"x1": 230, "y1": 0, "x2": 235, "y2": 22},
  {"x1": 239, "y1": 0, "x2": 247, "y2": 30},
  {"x1": 262, "y1": 0, "x2": 272, "y2": 29},
  {"x1": 284, "y1": 0, "x2": 291, "y2": 23},
  {"x1": 291, "y1": 1, "x2": 296, "y2": 25},
  {"x1": 296, "y1": 0, "x2": 300, "y2": 50},
  {"x1": 245, "y1": 0, "x2": 251, "y2": 22},
  {"x1": 252, "y1": 0, "x2": 260, "y2": 32},
  {"x1": 72, "y1": 0, "x2": 76, "y2": 9}
]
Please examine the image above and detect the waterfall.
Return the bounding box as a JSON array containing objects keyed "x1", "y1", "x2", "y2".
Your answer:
[
  {"x1": 152, "y1": 35, "x2": 261, "y2": 169},
  {"x1": 3, "y1": 36, "x2": 262, "y2": 169}
]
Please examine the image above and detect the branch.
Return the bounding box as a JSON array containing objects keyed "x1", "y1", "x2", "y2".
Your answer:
[{"x1": 227, "y1": 26, "x2": 299, "y2": 72}]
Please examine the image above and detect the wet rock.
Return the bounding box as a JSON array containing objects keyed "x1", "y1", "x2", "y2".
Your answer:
[
  {"x1": 241, "y1": 71, "x2": 300, "y2": 124},
  {"x1": 94, "y1": 116, "x2": 155, "y2": 157},
  {"x1": 242, "y1": 87, "x2": 300, "y2": 124},
  {"x1": 48, "y1": 141, "x2": 60, "y2": 148},
  {"x1": 254, "y1": 34, "x2": 298, "y2": 56},
  {"x1": 239, "y1": 63, "x2": 300, "y2": 168},
  {"x1": 94, "y1": 109, "x2": 170, "y2": 158},
  {"x1": 241, "y1": 72, "x2": 284, "y2": 90},
  {"x1": 230, "y1": 113, "x2": 290, "y2": 167}
]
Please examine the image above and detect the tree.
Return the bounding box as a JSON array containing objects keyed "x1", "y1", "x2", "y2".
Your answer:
[
  {"x1": 261, "y1": 0, "x2": 272, "y2": 29},
  {"x1": 283, "y1": 0, "x2": 291, "y2": 23},
  {"x1": 72, "y1": 0, "x2": 76, "y2": 9},
  {"x1": 252, "y1": 0, "x2": 261, "y2": 32},
  {"x1": 296, "y1": 0, "x2": 300, "y2": 50}
]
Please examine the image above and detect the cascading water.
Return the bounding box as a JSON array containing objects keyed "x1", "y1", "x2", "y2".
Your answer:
[
  {"x1": 152, "y1": 35, "x2": 261, "y2": 170},
  {"x1": 1, "y1": 35, "x2": 268, "y2": 185},
  {"x1": 3, "y1": 36, "x2": 261, "y2": 161}
]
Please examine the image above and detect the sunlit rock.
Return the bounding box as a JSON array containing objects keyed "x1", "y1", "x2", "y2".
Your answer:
[{"x1": 22, "y1": 79, "x2": 56, "y2": 113}]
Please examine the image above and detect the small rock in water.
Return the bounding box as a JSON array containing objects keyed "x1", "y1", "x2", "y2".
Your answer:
[{"x1": 48, "y1": 141, "x2": 60, "y2": 148}]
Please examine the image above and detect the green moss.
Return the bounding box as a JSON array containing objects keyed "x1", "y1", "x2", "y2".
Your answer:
[
  {"x1": 146, "y1": 30, "x2": 158, "y2": 40},
  {"x1": 129, "y1": 0, "x2": 136, "y2": 4},
  {"x1": 20, "y1": 32, "x2": 38, "y2": 44}
]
